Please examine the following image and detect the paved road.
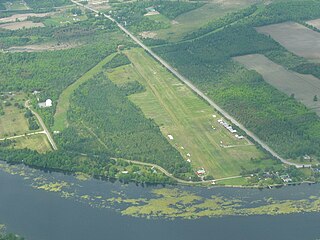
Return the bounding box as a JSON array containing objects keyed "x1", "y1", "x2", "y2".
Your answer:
[
  {"x1": 72, "y1": 1, "x2": 310, "y2": 169},
  {"x1": 25, "y1": 101, "x2": 58, "y2": 150}
]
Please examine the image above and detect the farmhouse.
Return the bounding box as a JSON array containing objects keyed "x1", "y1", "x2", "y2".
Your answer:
[
  {"x1": 196, "y1": 168, "x2": 206, "y2": 176},
  {"x1": 38, "y1": 99, "x2": 52, "y2": 108}
]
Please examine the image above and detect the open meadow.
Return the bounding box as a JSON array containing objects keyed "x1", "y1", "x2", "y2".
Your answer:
[
  {"x1": 234, "y1": 54, "x2": 320, "y2": 116},
  {"x1": 256, "y1": 22, "x2": 320, "y2": 61},
  {"x1": 107, "y1": 48, "x2": 276, "y2": 179},
  {"x1": 10, "y1": 133, "x2": 52, "y2": 153},
  {"x1": 155, "y1": 0, "x2": 260, "y2": 42},
  {"x1": 0, "y1": 93, "x2": 30, "y2": 138}
]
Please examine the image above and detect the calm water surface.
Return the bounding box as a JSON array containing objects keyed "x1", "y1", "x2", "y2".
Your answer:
[{"x1": 1, "y1": 165, "x2": 320, "y2": 240}]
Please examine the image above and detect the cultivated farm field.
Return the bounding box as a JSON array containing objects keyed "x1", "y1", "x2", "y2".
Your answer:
[
  {"x1": 107, "y1": 48, "x2": 276, "y2": 179},
  {"x1": 307, "y1": 18, "x2": 320, "y2": 30},
  {"x1": 234, "y1": 54, "x2": 320, "y2": 116},
  {"x1": 256, "y1": 22, "x2": 320, "y2": 61}
]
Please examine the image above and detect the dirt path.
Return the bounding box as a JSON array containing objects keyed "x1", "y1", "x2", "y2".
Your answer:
[
  {"x1": 0, "y1": 131, "x2": 45, "y2": 141},
  {"x1": 25, "y1": 101, "x2": 58, "y2": 150}
]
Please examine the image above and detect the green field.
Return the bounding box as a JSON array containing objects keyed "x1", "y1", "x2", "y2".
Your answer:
[
  {"x1": 0, "y1": 93, "x2": 30, "y2": 138},
  {"x1": 10, "y1": 134, "x2": 52, "y2": 153},
  {"x1": 107, "y1": 48, "x2": 277, "y2": 179},
  {"x1": 53, "y1": 52, "x2": 117, "y2": 131},
  {"x1": 4, "y1": 0, "x2": 29, "y2": 10},
  {"x1": 155, "y1": 0, "x2": 260, "y2": 42}
]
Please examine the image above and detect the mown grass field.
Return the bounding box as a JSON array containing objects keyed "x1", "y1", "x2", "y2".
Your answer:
[
  {"x1": 11, "y1": 134, "x2": 52, "y2": 153},
  {"x1": 155, "y1": 0, "x2": 260, "y2": 42},
  {"x1": 256, "y1": 22, "x2": 320, "y2": 61},
  {"x1": 107, "y1": 48, "x2": 277, "y2": 179},
  {"x1": 0, "y1": 93, "x2": 30, "y2": 138},
  {"x1": 53, "y1": 52, "x2": 117, "y2": 131},
  {"x1": 234, "y1": 54, "x2": 320, "y2": 117}
]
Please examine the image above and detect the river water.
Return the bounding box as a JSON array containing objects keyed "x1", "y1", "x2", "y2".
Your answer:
[{"x1": 1, "y1": 163, "x2": 320, "y2": 240}]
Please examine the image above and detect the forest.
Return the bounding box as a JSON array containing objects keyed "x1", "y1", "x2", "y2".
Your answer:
[
  {"x1": 0, "y1": 15, "x2": 128, "y2": 126},
  {"x1": 153, "y1": 1, "x2": 320, "y2": 159},
  {"x1": 25, "y1": 0, "x2": 71, "y2": 10},
  {"x1": 57, "y1": 74, "x2": 193, "y2": 179}
]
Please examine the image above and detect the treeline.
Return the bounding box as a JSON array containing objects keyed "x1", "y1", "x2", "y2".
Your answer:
[
  {"x1": 57, "y1": 74, "x2": 193, "y2": 179},
  {"x1": 25, "y1": 0, "x2": 71, "y2": 10},
  {"x1": 184, "y1": 5, "x2": 258, "y2": 40},
  {"x1": 185, "y1": 0, "x2": 320, "y2": 42},
  {"x1": 103, "y1": 53, "x2": 131, "y2": 69},
  {"x1": 153, "y1": 1, "x2": 320, "y2": 159},
  {"x1": 249, "y1": 0, "x2": 320, "y2": 26},
  {"x1": 0, "y1": 233, "x2": 24, "y2": 240},
  {"x1": 0, "y1": 14, "x2": 117, "y2": 49},
  {"x1": 0, "y1": 148, "x2": 174, "y2": 184}
]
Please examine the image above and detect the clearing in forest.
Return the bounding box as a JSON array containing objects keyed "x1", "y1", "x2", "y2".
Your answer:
[
  {"x1": 256, "y1": 22, "x2": 320, "y2": 61},
  {"x1": 156, "y1": 0, "x2": 259, "y2": 41},
  {"x1": 107, "y1": 48, "x2": 276, "y2": 179},
  {"x1": 9, "y1": 134, "x2": 52, "y2": 153},
  {"x1": 234, "y1": 54, "x2": 320, "y2": 116},
  {"x1": 0, "y1": 93, "x2": 30, "y2": 138}
]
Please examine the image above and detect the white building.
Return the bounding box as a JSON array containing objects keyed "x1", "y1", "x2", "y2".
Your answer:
[{"x1": 38, "y1": 99, "x2": 52, "y2": 108}]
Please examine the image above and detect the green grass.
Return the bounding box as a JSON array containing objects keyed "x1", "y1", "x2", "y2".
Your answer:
[
  {"x1": 53, "y1": 52, "x2": 117, "y2": 131},
  {"x1": 10, "y1": 134, "x2": 52, "y2": 153},
  {"x1": 155, "y1": 0, "x2": 260, "y2": 42},
  {"x1": 0, "y1": 93, "x2": 30, "y2": 138},
  {"x1": 44, "y1": 11, "x2": 88, "y2": 27},
  {"x1": 146, "y1": 13, "x2": 171, "y2": 26},
  {"x1": 107, "y1": 48, "x2": 277, "y2": 179},
  {"x1": 4, "y1": 0, "x2": 29, "y2": 10},
  {"x1": 217, "y1": 177, "x2": 249, "y2": 186}
]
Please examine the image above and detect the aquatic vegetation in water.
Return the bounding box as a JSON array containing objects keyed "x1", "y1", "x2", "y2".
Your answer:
[
  {"x1": 75, "y1": 172, "x2": 91, "y2": 181},
  {"x1": 2, "y1": 162, "x2": 320, "y2": 220}
]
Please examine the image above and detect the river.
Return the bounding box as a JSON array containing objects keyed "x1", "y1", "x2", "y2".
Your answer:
[{"x1": 1, "y1": 163, "x2": 320, "y2": 240}]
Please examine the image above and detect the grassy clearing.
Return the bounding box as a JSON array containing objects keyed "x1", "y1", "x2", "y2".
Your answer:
[
  {"x1": 0, "y1": 93, "x2": 30, "y2": 138},
  {"x1": 234, "y1": 54, "x2": 320, "y2": 117},
  {"x1": 256, "y1": 22, "x2": 320, "y2": 61},
  {"x1": 107, "y1": 48, "x2": 276, "y2": 179},
  {"x1": 4, "y1": 0, "x2": 29, "y2": 10},
  {"x1": 9, "y1": 134, "x2": 52, "y2": 153},
  {"x1": 43, "y1": 10, "x2": 88, "y2": 27},
  {"x1": 53, "y1": 52, "x2": 117, "y2": 131},
  {"x1": 155, "y1": 0, "x2": 260, "y2": 42}
]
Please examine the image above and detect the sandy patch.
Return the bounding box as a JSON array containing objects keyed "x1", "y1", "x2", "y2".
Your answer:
[
  {"x1": 0, "y1": 21, "x2": 44, "y2": 30},
  {"x1": 0, "y1": 12, "x2": 52, "y2": 23},
  {"x1": 7, "y1": 42, "x2": 80, "y2": 52},
  {"x1": 144, "y1": 11, "x2": 160, "y2": 16}
]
